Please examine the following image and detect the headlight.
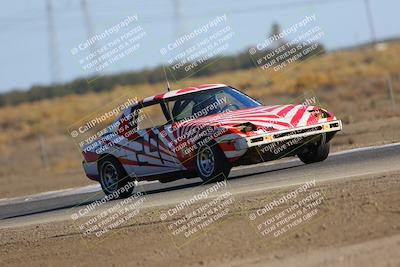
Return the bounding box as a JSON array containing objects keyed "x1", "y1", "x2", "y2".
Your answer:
[
  {"x1": 233, "y1": 122, "x2": 257, "y2": 133},
  {"x1": 309, "y1": 108, "x2": 330, "y2": 120}
]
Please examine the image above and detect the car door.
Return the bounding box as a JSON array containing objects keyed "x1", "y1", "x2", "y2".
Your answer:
[{"x1": 120, "y1": 102, "x2": 183, "y2": 177}]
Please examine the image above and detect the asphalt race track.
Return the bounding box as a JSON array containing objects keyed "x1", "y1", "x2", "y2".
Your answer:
[{"x1": 0, "y1": 143, "x2": 399, "y2": 229}]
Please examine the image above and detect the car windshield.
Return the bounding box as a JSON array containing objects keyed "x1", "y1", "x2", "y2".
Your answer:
[{"x1": 167, "y1": 87, "x2": 261, "y2": 122}]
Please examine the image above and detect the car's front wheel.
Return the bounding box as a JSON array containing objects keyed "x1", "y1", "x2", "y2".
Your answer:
[
  {"x1": 196, "y1": 143, "x2": 231, "y2": 182},
  {"x1": 298, "y1": 138, "x2": 330, "y2": 164},
  {"x1": 99, "y1": 156, "x2": 135, "y2": 199}
]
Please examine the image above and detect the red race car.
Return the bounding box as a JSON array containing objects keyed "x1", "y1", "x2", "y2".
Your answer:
[{"x1": 82, "y1": 84, "x2": 342, "y2": 197}]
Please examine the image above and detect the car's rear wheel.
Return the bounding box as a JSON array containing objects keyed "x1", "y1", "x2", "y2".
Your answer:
[
  {"x1": 196, "y1": 143, "x2": 231, "y2": 182},
  {"x1": 99, "y1": 156, "x2": 135, "y2": 199},
  {"x1": 298, "y1": 136, "x2": 330, "y2": 164}
]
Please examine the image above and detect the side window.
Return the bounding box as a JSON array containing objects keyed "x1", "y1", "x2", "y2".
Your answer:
[
  {"x1": 169, "y1": 99, "x2": 195, "y2": 121},
  {"x1": 115, "y1": 108, "x2": 140, "y2": 137},
  {"x1": 137, "y1": 103, "x2": 168, "y2": 130}
]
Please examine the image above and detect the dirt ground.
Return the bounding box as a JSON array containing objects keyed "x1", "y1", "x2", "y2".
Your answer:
[
  {"x1": 1, "y1": 171, "x2": 399, "y2": 266},
  {"x1": 1, "y1": 114, "x2": 399, "y2": 199},
  {"x1": 1, "y1": 42, "x2": 400, "y2": 199}
]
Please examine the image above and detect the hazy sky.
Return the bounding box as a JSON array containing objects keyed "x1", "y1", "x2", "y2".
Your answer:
[{"x1": 0, "y1": 0, "x2": 398, "y2": 92}]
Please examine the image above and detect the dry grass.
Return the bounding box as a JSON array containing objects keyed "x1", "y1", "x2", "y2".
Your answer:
[{"x1": 0, "y1": 42, "x2": 399, "y2": 197}]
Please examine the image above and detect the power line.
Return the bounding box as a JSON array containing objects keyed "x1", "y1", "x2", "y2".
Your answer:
[
  {"x1": 363, "y1": 0, "x2": 377, "y2": 44},
  {"x1": 81, "y1": 0, "x2": 99, "y2": 73},
  {"x1": 46, "y1": 0, "x2": 62, "y2": 83},
  {"x1": 2, "y1": 0, "x2": 355, "y2": 28},
  {"x1": 173, "y1": 0, "x2": 184, "y2": 40}
]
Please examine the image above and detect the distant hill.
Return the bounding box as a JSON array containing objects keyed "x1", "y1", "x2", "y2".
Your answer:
[{"x1": 0, "y1": 42, "x2": 324, "y2": 107}]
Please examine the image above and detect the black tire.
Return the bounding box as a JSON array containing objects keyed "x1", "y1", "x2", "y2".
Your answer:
[
  {"x1": 99, "y1": 156, "x2": 135, "y2": 199},
  {"x1": 298, "y1": 140, "x2": 330, "y2": 164},
  {"x1": 195, "y1": 142, "x2": 231, "y2": 182}
]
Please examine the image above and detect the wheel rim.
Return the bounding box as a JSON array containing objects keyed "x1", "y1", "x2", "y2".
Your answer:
[
  {"x1": 197, "y1": 145, "x2": 215, "y2": 178},
  {"x1": 101, "y1": 162, "x2": 118, "y2": 192}
]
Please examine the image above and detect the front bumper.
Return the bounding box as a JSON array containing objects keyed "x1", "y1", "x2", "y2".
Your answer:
[{"x1": 235, "y1": 120, "x2": 342, "y2": 150}]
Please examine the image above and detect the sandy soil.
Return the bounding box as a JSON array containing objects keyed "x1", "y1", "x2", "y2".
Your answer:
[
  {"x1": 1, "y1": 171, "x2": 399, "y2": 266},
  {"x1": 1, "y1": 115, "x2": 399, "y2": 199},
  {"x1": 1, "y1": 64, "x2": 399, "y2": 199}
]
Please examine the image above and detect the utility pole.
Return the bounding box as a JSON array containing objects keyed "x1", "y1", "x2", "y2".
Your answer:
[
  {"x1": 46, "y1": 0, "x2": 62, "y2": 83},
  {"x1": 364, "y1": 0, "x2": 377, "y2": 44},
  {"x1": 173, "y1": 0, "x2": 184, "y2": 40},
  {"x1": 387, "y1": 74, "x2": 396, "y2": 110},
  {"x1": 38, "y1": 134, "x2": 49, "y2": 170},
  {"x1": 81, "y1": 0, "x2": 99, "y2": 72}
]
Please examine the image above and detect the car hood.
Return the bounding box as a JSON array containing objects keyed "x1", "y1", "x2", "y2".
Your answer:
[{"x1": 176, "y1": 105, "x2": 335, "y2": 136}]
